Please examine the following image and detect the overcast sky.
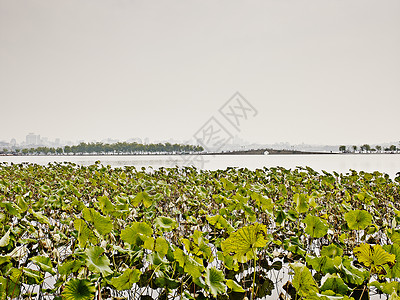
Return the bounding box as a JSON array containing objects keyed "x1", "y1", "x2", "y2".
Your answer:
[{"x1": 1, "y1": 0, "x2": 399, "y2": 145}]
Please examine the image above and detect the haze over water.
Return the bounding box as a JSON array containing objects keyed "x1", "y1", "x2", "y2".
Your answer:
[{"x1": 1, "y1": 154, "x2": 399, "y2": 178}]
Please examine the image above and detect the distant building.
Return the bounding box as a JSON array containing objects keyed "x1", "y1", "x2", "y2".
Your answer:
[
  {"x1": 26, "y1": 133, "x2": 41, "y2": 145},
  {"x1": 26, "y1": 133, "x2": 37, "y2": 145}
]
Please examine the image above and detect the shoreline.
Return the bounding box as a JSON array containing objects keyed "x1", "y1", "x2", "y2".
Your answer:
[{"x1": 1, "y1": 151, "x2": 399, "y2": 157}]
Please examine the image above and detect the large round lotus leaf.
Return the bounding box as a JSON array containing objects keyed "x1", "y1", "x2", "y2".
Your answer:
[
  {"x1": 344, "y1": 210, "x2": 373, "y2": 230},
  {"x1": 320, "y1": 244, "x2": 343, "y2": 258},
  {"x1": 303, "y1": 215, "x2": 328, "y2": 238},
  {"x1": 221, "y1": 223, "x2": 269, "y2": 263},
  {"x1": 62, "y1": 279, "x2": 95, "y2": 300},
  {"x1": 354, "y1": 243, "x2": 395, "y2": 274}
]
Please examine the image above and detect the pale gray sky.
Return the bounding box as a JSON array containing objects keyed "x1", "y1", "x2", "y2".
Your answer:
[{"x1": 1, "y1": 0, "x2": 399, "y2": 145}]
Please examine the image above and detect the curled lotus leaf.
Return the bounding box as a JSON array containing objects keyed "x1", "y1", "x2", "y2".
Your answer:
[
  {"x1": 30, "y1": 256, "x2": 55, "y2": 275},
  {"x1": 110, "y1": 268, "x2": 141, "y2": 291},
  {"x1": 205, "y1": 267, "x2": 227, "y2": 297},
  {"x1": 290, "y1": 262, "x2": 319, "y2": 297},
  {"x1": 0, "y1": 229, "x2": 10, "y2": 247},
  {"x1": 320, "y1": 273, "x2": 350, "y2": 295},
  {"x1": 294, "y1": 193, "x2": 309, "y2": 214},
  {"x1": 370, "y1": 281, "x2": 400, "y2": 296},
  {"x1": 84, "y1": 246, "x2": 112, "y2": 276},
  {"x1": 121, "y1": 222, "x2": 153, "y2": 245},
  {"x1": 206, "y1": 215, "x2": 234, "y2": 233},
  {"x1": 226, "y1": 279, "x2": 245, "y2": 293},
  {"x1": 154, "y1": 216, "x2": 177, "y2": 232}
]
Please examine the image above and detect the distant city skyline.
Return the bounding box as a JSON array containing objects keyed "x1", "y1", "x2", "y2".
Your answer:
[
  {"x1": 0, "y1": 131, "x2": 399, "y2": 154},
  {"x1": 1, "y1": 1, "x2": 399, "y2": 145}
]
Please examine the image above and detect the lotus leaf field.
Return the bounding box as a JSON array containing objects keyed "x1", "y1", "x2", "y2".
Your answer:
[{"x1": 0, "y1": 162, "x2": 400, "y2": 300}]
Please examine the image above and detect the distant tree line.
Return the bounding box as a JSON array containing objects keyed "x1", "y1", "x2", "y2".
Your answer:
[
  {"x1": 0, "y1": 142, "x2": 204, "y2": 155},
  {"x1": 339, "y1": 144, "x2": 398, "y2": 153}
]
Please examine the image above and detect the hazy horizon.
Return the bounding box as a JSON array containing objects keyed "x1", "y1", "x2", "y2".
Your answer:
[{"x1": 1, "y1": 1, "x2": 399, "y2": 146}]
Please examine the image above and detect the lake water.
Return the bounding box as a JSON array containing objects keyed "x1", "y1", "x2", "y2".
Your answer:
[{"x1": 1, "y1": 153, "x2": 400, "y2": 178}]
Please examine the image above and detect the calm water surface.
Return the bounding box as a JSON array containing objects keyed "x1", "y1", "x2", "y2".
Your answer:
[{"x1": 1, "y1": 154, "x2": 399, "y2": 177}]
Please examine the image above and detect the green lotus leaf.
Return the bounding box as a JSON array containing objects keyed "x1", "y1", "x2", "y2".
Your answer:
[
  {"x1": 344, "y1": 210, "x2": 372, "y2": 230},
  {"x1": 173, "y1": 247, "x2": 204, "y2": 278},
  {"x1": 388, "y1": 231, "x2": 400, "y2": 245},
  {"x1": 221, "y1": 223, "x2": 269, "y2": 263},
  {"x1": 383, "y1": 244, "x2": 400, "y2": 278},
  {"x1": 321, "y1": 244, "x2": 344, "y2": 259},
  {"x1": 294, "y1": 193, "x2": 309, "y2": 213},
  {"x1": 131, "y1": 192, "x2": 152, "y2": 208},
  {"x1": 197, "y1": 239, "x2": 212, "y2": 259},
  {"x1": 121, "y1": 222, "x2": 153, "y2": 245},
  {"x1": 306, "y1": 255, "x2": 341, "y2": 274},
  {"x1": 217, "y1": 251, "x2": 239, "y2": 271},
  {"x1": 370, "y1": 281, "x2": 400, "y2": 296},
  {"x1": 275, "y1": 209, "x2": 286, "y2": 226},
  {"x1": 0, "y1": 202, "x2": 20, "y2": 217},
  {"x1": 221, "y1": 177, "x2": 235, "y2": 190},
  {"x1": 29, "y1": 210, "x2": 50, "y2": 225},
  {"x1": 74, "y1": 219, "x2": 97, "y2": 248},
  {"x1": 287, "y1": 209, "x2": 299, "y2": 222},
  {"x1": 303, "y1": 215, "x2": 328, "y2": 238},
  {"x1": 84, "y1": 246, "x2": 112, "y2": 276},
  {"x1": 154, "y1": 216, "x2": 177, "y2": 232},
  {"x1": 83, "y1": 208, "x2": 113, "y2": 236},
  {"x1": 15, "y1": 195, "x2": 28, "y2": 213},
  {"x1": 22, "y1": 267, "x2": 44, "y2": 285},
  {"x1": 58, "y1": 259, "x2": 83, "y2": 276},
  {"x1": 147, "y1": 251, "x2": 169, "y2": 268},
  {"x1": 154, "y1": 275, "x2": 180, "y2": 289},
  {"x1": 320, "y1": 273, "x2": 350, "y2": 295},
  {"x1": 339, "y1": 256, "x2": 369, "y2": 286},
  {"x1": 0, "y1": 229, "x2": 10, "y2": 247},
  {"x1": 31, "y1": 256, "x2": 55, "y2": 275},
  {"x1": 226, "y1": 279, "x2": 245, "y2": 292},
  {"x1": 206, "y1": 215, "x2": 234, "y2": 233},
  {"x1": 310, "y1": 293, "x2": 355, "y2": 300},
  {"x1": 62, "y1": 279, "x2": 95, "y2": 300},
  {"x1": 0, "y1": 255, "x2": 10, "y2": 265},
  {"x1": 143, "y1": 236, "x2": 154, "y2": 250},
  {"x1": 174, "y1": 247, "x2": 186, "y2": 267},
  {"x1": 205, "y1": 267, "x2": 227, "y2": 297},
  {"x1": 290, "y1": 262, "x2": 319, "y2": 297},
  {"x1": 0, "y1": 268, "x2": 21, "y2": 298},
  {"x1": 251, "y1": 192, "x2": 274, "y2": 214},
  {"x1": 97, "y1": 196, "x2": 115, "y2": 214},
  {"x1": 354, "y1": 243, "x2": 395, "y2": 274},
  {"x1": 155, "y1": 237, "x2": 169, "y2": 257},
  {"x1": 110, "y1": 268, "x2": 141, "y2": 291}
]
